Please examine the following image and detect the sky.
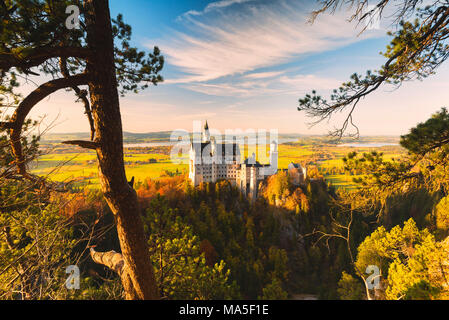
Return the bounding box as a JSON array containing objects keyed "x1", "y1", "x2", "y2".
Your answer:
[{"x1": 26, "y1": 0, "x2": 449, "y2": 136}]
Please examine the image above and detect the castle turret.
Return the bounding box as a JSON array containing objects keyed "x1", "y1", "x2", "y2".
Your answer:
[
  {"x1": 249, "y1": 166, "x2": 257, "y2": 201},
  {"x1": 270, "y1": 140, "x2": 278, "y2": 153},
  {"x1": 266, "y1": 140, "x2": 278, "y2": 175},
  {"x1": 211, "y1": 136, "x2": 216, "y2": 157},
  {"x1": 189, "y1": 143, "x2": 199, "y2": 186},
  {"x1": 203, "y1": 120, "x2": 210, "y2": 143}
]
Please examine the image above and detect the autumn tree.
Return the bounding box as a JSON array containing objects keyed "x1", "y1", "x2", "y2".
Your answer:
[
  {"x1": 337, "y1": 271, "x2": 364, "y2": 300},
  {"x1": 0, "y1": 189, "x2": 80, "y2": 300},
  {"x1": 259, "y1": 277, "x2": 288, "y2": 300},
  {"x1": 435, "y1": 196, "x2": 449, "y2": 233},
  {"x1": 354, "y1": 218, "x2": 449, "y2": 300},
  {"x1": 0, "y1": 125, "x2": 70, "y2": 299},
  {"x1": 0, "y1": 0, "x2": 164, "y2": 299}
]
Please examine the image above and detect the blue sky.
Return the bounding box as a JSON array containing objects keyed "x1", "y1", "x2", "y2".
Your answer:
[{"x1": 30, "y1": 0, "x2": 449, "y2": 135}]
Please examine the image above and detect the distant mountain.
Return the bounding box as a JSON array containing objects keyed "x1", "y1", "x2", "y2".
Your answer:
[{"x1": 41, "y1": 131, "x2": 398, "y2": 145}]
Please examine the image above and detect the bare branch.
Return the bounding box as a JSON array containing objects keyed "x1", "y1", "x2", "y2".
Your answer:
[
  {"x1": 301, "y1": 2, "x2": 449, "y2": 137},
  {"x1": 6, "y1": 73, "x2": 91, "y2": 176},
  {"x1": 61, "y1": 140, "x2": 99, "y2": 150},
  {"x1": 90, "y1": 248, "x2": 125, "y2": 276},
  {"x1": 59, "y1": 58, "x2": 95, "y2": 140}
]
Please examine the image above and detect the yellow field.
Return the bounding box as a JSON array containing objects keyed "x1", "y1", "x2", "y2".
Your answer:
[
  {"x1": 32, "y1": 141, "x2": 405, "y2": 190},
  {"x1": 31, "y1": 150, "x2": 189, "y2": 188}
]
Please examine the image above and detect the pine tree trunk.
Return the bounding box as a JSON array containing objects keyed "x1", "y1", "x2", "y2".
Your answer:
[{"x1": 84, "y1": 0, "x2": 159, "y2": 300}]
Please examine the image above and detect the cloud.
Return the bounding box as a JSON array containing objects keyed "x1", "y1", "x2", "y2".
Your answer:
[
  {"x1": 182, "y1": 0, "x2": 255, "y2": 18},
  {"x1": 278, "y1": 74, "x2": 342, "y2": 93},
  {"x1": 182, "y1": 74, "x2": 341, "y2": 97},
  {"x1": 155, "y1": 0, "x2": 383, "y2": 84},
  {"x1": 181, "y1": 82, "x2": 260, "y2": 97},
  {"x1": 244, "y1": 71, "x2": 285, "y2": 79}
]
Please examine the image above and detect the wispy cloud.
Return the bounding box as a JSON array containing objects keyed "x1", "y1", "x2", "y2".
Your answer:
[
  {"x1": 181, "y1": 82, "x2": 266, "y2": 97},
  {"x1": 278, "y1": 74, "x2": 342, "y2": 93},
  {"x1": 182, "y1": 74, "x2": 341, "y2": 97},
  {"x1": 154, "y1": 0, "x2": 382, "y2": 85},
  {"x1": 244, "y1": 71, "x2": 285, "y2": 79},
  {"x1": 181, "y1": 0, "x2": 255, "y2": 18}
]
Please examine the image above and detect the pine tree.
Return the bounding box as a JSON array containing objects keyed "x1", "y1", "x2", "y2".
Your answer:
[{"x1": 0, "y1": 0, "x2": 163, "y2": 299}]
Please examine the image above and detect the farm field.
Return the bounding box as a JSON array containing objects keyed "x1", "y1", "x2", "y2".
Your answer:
[
  {"x1": 31, "y1": 148, "x2": 189, "y2": 189},
  {"x1": 32, "y1": 138, "x2": 405, "y2": 190}
]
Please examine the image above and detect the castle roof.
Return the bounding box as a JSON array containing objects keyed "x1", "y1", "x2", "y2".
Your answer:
[
  {"x1": 192, "y1": 142, "x2": 240, "y2": 157},
  {"x1": 243, "y1": 157, "x2": 263, "y2": 167}
]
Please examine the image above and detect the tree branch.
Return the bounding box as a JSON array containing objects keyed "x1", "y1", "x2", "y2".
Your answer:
[
  {"x1": 6, "y1": 73, "x2": 91, "y2": 175},
  {"x1": 0, "y1": 122, "x2": 14, "y2": 129},
  {"x1": 90, "y1": 248, "x2": 125, "y2": 276},
  {"x1": 60, "y1": 58, "x2": 96, "y2": 140},
  {"x1": 300, "y1": 3, "x2": 449, "y2": 137},
  {"x1": 61, "y1": 140, "x2": 99, "y2": 150},
  {"x1": 0, "y1": 47, "x2": 92, "y2": 73}
]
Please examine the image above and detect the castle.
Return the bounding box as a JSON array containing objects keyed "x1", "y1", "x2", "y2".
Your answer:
[{"x1": 189, "y1": 121, "x2": 306, "y2": 199}]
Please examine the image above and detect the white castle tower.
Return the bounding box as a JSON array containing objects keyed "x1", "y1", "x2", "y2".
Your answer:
[
  {"x1": 203, "y1": 120, "x2": 210, "y2": 143},
  {"x1": 261, "y1": 140, "x2": 278, "y2": 176},
  {"x1": 270, "y1": 140, "x2": 278, "y2": 169}
]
